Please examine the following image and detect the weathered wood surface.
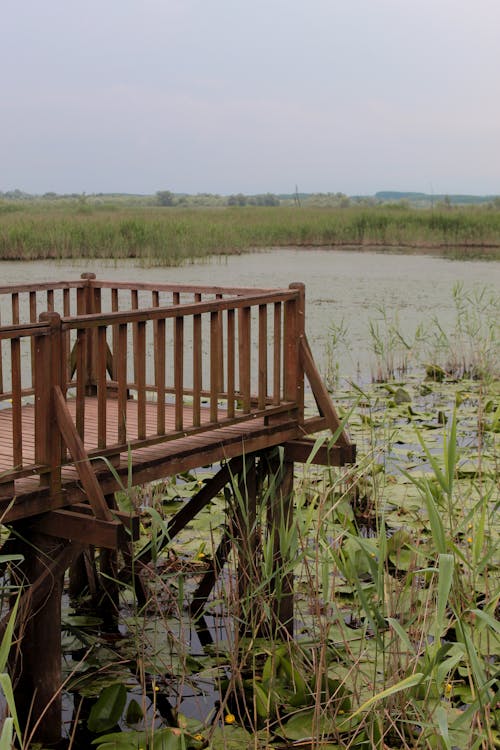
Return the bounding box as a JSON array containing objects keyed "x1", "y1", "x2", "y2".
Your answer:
[
  {"x1": 0, "y1": 276, "x2": 355, "y2": 744},
  {"x1": 0, "y1": 276, "x2": 353, "y2": 524}
]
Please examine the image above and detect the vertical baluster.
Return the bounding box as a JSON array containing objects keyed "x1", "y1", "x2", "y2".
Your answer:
[
  {"x1": 29, "y1": 291, "x2": 37, "y2": 391},
  {"x1": 111, "y1": 288, "x2": 119, "y2": 382},
  {"x1": 289, "y1": 283, "x2": 305, "y2": 422},
  {"x1": 11, "y1": 335, "x2": 22, "y2": 469},
  {"x1": 227, "y1": 308, "x2": 235, "y2": 418},
  {"x1": 97, "y1": 325, "x2": 107, "y2": 450},
  {"x1": 136, "y1": 320, "x2": 146, "y2": 440},
  {"x1": 193, "y1": 293, "x2": 202, "y2": 427},
  {"x1": 216, "y1": 293, "x2": 224, "y2": 393},
  {"x1": 12, "y1": 293, "x2": 19, "y2": 325},
  {"x1": 47, "y1": 289, "x2": 54, "y2": 312},
  {"x1": 153, "y1": 292, "x2": 166, "y2": 435},
  {"x1": 131, "y1": 289, "x2": 139, "y2": 396},
  {"x1": 62, "y1": 288, "x2": 71, "y2": 391},
  {"x1": 174, "y1": 312, "x2": 184, "y2": 431},
  {"x1": 238, "y1": 307, "x2": 251, "y2": 413},
  {"x1": 34, "y1": 326, "x2": 51, "y2": 481},
  {"x1": 117, "y1": 322, "x2": 127, "y2": 445},
  {"x1": 76, "y1": 328, "x2": 86, "y2": 441},
  {"x1": 11, "y1": 295, "x2": 21, "y2": 467},
  {"x1": 273, "y1": 302, "x2": 282, "y2": 405},
  {"x1": 258, "y1": 304, "x2": 267, "y2": 410},
  {"x1": 210, "y1": 310, "x2": 219, "y2": 423}
]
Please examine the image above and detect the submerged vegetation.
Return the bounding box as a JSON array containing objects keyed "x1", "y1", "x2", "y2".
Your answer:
[{"x1": 2, "y1": 202, "x2": 500, "y2": 263}]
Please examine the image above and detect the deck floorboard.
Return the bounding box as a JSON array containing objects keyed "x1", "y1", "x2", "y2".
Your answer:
[{"x1": 0, "y1": 397, "x2": 302, "y2": 521}]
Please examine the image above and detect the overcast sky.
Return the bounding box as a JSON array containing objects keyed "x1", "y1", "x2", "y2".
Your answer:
[{"x1": 2, "y1": 0, "x2": 499, "y2": 196}]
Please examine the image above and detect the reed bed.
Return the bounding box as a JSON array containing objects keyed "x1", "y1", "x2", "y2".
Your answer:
[{"x1": 1, "y1": 205, "x2": 500, "y2": 263}]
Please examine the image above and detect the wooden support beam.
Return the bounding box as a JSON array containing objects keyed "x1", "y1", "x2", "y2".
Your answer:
[
  {"x1": 268, "y1": 457, "x2": 295, "y2": 637},
  {"x1": 33, "y1": 509, "x2": 126, "y2": 549},
  {"x1": 284, "y1": 439, "x2": 356, "y2": 466},
  {"x1": 7, "y1": 536, "x2": 84, "y2": 745},
  {"x1": 70, "y1": 503, "x2": 140, "y2": 540}
]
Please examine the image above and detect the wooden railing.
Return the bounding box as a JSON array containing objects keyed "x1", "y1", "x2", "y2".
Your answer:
[{"x1": 0, "y1": 276, "x2": 309, "y2": 491}]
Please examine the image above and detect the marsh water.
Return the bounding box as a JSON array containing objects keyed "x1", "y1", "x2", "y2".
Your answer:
[
  {"x1": 2, "y1": 248, "x2": 498, "y2": 744},
  {"x1": 2, "y1": 247, "x2": 499, "y2": 379}
]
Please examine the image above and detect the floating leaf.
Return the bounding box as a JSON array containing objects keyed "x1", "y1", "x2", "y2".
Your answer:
[{"x1": 88, "y1": 683, "x2": 127, "y2": 733}]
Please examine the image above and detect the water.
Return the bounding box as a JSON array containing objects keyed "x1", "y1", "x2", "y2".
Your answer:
[{"x1": 2, "y1": 248, "x2": 498, "y2": 378}]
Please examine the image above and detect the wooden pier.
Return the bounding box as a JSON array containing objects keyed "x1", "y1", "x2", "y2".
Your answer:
[{"x1": 0, "y1": 274, "x2": 354, "y2": 744}]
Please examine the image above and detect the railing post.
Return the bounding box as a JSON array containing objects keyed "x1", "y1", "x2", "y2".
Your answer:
[
  {"x1": 80, "y1": 272, "x2": 98, "y2": 394},
  {"x1": 36, "y1": 312, "x2": 64, "y2": 497},
  {"x1": 284, "y1": 283, "x2": 305, "y2": 423}
]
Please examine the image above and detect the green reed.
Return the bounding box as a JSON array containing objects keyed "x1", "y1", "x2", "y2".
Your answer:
[{"x1": 2, "y1": 204, "x2": 500, "y2": 263}]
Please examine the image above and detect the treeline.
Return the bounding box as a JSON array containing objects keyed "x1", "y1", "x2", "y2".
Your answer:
[{"x1": 2, "y1": 189, "x2": 499, "y2": 210}]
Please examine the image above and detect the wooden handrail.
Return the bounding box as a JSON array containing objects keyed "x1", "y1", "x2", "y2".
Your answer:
[
  {"x1": 60, "y1": 289, "x2": 298, "y2": 330},
  {"x1": 0, "y1": 276, "x2": 354, "y2": 488}
]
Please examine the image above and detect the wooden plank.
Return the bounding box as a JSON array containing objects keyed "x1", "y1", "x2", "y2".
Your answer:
[{"x1": 34, "y1": 509, "x2": 125, "y2": 549}]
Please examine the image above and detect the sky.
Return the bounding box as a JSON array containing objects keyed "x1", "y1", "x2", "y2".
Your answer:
[{"x1": 2, "y1": 0, "x2": 500, "y2": 196}]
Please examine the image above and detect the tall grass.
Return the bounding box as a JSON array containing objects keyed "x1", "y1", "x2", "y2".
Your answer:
[{"x1": 1, "y1": 205, "x2": 500, "y2": 263}]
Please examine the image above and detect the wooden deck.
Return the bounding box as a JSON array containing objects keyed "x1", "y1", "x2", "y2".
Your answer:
[
  {"x1": 0, "y1": 274, "x2": 355, "y2": 744},
  {"x1": 0, "y1": 274, "x2": 354, "y2": 523}
]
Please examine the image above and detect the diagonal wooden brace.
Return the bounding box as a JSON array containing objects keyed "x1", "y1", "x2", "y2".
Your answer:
[{"x1": 53, "y1": 385, "x2": 113, "y2": 521}]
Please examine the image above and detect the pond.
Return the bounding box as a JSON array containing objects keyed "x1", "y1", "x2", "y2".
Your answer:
[
  {"x1": 2, "y1": 249, "x2": 499, "y2": 749},
  {"x1": 2, "y1": 247, "x2": 499, "y2": 379}
]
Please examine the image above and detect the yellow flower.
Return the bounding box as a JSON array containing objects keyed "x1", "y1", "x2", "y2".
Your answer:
[
  {"x1": 445, "y1": 682, "x2": 453, "y2": 696},
  {"x1": 194, "y1": 733, "x2": 204, "y2": 742},
  {"x1": 225, "y1": 713, "x2": 236, "y2": 724},
  {"x1": 467, "y1": 536, "x2": 473, "y2": 544}
]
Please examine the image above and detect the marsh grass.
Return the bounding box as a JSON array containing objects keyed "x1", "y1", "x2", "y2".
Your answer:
[
  {"x1": 325, "y1": 282, "x2": 500, "y2": 386},
  {"x1": 2, "y1": 205, "x2": 500, "y2": 264},
  {"x1": 0, "y1": 295, "x2": 498, "y2": 749},
  {"x1": 57, "y1": 368, "x2": 498, "y2": 750}
]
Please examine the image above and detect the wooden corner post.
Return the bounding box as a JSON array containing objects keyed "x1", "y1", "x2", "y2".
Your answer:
[
  {"x1": 80, "y1": 272, "x2": 98, "y2": 395},
  {"x1": 36, "y1": 311, "x2": 64, "y2": 496},
  {"x1": 285, "y1": 283, "x2": 305, "y2": 424}
]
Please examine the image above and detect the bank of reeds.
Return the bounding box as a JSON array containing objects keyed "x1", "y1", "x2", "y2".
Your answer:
[{"x1": 1, "y1": 205, "x2": 500, "y2": 263}]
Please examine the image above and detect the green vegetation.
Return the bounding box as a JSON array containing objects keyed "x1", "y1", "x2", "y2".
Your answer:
[
  {"x1": 0, "y1": 286, "x2": 497, "y2": 749},
  {"x1": 2, "y1": 202, "x2": 500, "y2": 264},
  {"x1": 7, "y1": 291, "x2": 497, "y2": 749}
]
